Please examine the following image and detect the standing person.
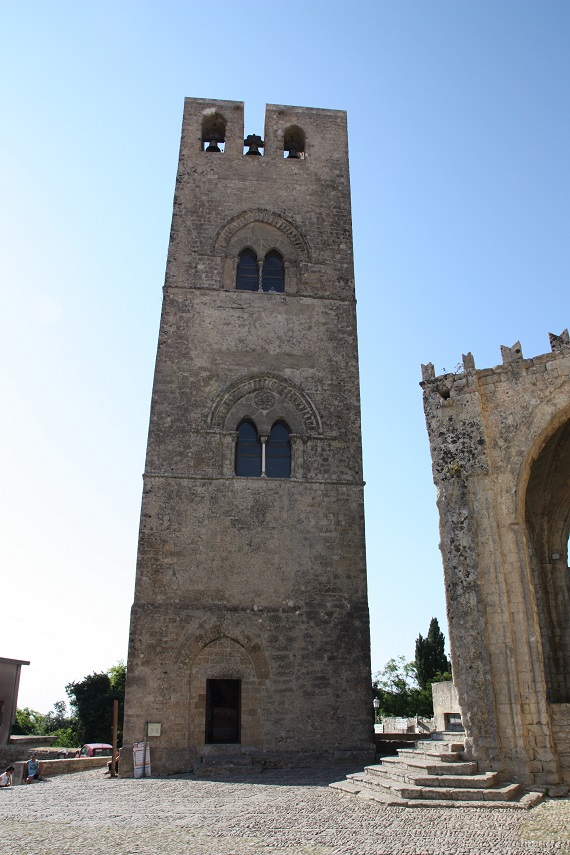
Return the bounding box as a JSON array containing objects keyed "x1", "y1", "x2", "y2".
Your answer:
[
  {"x1": 25, "y1": 753, "x2": 44, "y2": 783},
  {"x1": 0, "y1": 766, "x2": 15, "y2": 787}
]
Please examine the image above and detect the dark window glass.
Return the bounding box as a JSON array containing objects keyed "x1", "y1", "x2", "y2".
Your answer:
[
  {"x1": 235, "y1": 420, "x2": 262, "y2": 476},
  {"x1": 206, "y1": 679, "x2": 241, "y2": 744},
  {"x1": 261, "y1": 251, "x2": 284, "y2": 293},
  {"x1": 236, "y1": 249, "x2": 259, "y2": 291},
  {"x1": 266, "y1": 420, "x2": 291, "y2": 478}
]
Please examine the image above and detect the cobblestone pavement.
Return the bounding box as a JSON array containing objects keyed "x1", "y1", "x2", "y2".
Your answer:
[{"x1": 0, "y1": 767, "x2": 568, "y2": 855}]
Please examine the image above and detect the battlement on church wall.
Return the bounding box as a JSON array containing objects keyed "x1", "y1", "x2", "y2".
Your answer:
[
  {"x1": 420, "y1": 330, "x2": 570, "y2": 485},
  {"x1": 421, "y1": 328, "x2": 570, "y2": 384}
]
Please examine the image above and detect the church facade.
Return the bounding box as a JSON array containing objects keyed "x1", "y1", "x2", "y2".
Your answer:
[{"x1": 122, "y1": 99, "x2": 373, "y2": 774}]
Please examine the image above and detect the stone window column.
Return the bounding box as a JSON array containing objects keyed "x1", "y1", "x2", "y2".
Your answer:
[
  {"x1": 290, "y1": 434, "x2": 303, "y2": 479},
  {"x1": 260, "y1": 435, "x2": 268, "y2": 477},
  {"x1": 223, "y1": 257, "x2": 238, "y2": 290},
  {"x1": 223, "y1": 431, "x2": 238, "y2": 476}
]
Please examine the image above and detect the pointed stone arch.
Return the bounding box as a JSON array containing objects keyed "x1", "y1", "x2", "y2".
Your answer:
[
  {"x1": 521, "y1": 402, "x2": 570, "y2": 705},
  {"x1": 208, "y1": 372, "x2": 322, "y2": 436},
  {"x1": 213, "y1": 208, "x2": 311, "y2": 260},
  {"x1": 188, "y1": 632, "x2": 269, "y2": 751}
]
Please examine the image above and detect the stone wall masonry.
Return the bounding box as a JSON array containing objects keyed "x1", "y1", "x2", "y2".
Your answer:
[
  {"x1": 421, "y1": 332, "x2": 570, "y2": 786},
  {"x1": 124, "y1": 100, "x2": 372, "y2": 775},
  {"x1": 431, "y1": 681, "x2": 461, "y2": 733}
]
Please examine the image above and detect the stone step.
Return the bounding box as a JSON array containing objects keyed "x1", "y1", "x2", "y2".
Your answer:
[
  {"x1": 364, "y1": 763, "x2": 500, "y2": 789},
  {"x1": 384, "y1": 755, "x2": 478, "y2": 775},
  {"x1": 330, "y1": 776, "x2": 543, "y2": 809},
  {"x1": 415, "y1": 739, "x2": 465, "y2": 753},
  {"x1": 430, "y1": 731, "x2": 466, "y2": 742},
  {"x1": 348, "y1": 771, "x2": 523, "y2": 802},
  {"x1": 396, "y1": 747, "x2": 465, "y2": 764}
]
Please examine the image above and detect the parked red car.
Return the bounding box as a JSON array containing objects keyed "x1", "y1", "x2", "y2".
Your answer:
[{"x1": 78, "y1": 743, "x2": 113, "y2": 758}]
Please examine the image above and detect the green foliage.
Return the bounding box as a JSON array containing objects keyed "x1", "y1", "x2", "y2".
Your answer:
[
  {"x1": 13, "y1": 707, "x2": 47, "y2": 735},
  {"x1": 373, "y1": 621, "x2": 453, "y2": 720},
  {"x1": 414, "y1": 617, "x2": 451, "y2": 690},
  {"x1": 108, "y1": 660, "x2": 126, "y2": 745},
  {"x1": 14, "y1": 662, "x2": 126, "y2": 748},
  {"x1": 66, "y1": 661, "x2": 126, "y2": 745},
  {"x1": 13, "y1": 701, "x2": 81, "y2": 746},
  {"x1": 48, "y1": 727, "x2": 78, "y2": 747},
  {"x1": 373, "y1": 656, "x2": 433, "y2": 717}
]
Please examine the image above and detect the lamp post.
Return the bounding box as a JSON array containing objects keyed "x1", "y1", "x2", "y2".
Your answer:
[{"x1": 373, "y1": 697, "x2": 380, "y2": 725}]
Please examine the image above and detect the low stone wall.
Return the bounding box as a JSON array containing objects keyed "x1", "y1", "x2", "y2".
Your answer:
[
  {"x1": 8, "y1": 757, "x2": 109, "y2": 783},
  {"x1": 377, "y1": 717, "x2": 434, "y2": 734},
  {"x1": 1, "y1": 749, "x2": 109, "y2": 783},
  {"x1": 9, "y1": 734, "x2": 57, "y2": 747},
  {"x1": 42, "y1": 757, "x2": 109, "y2": 776}
]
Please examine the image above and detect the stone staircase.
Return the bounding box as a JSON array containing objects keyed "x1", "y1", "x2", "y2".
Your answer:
[{"x1": 330, "y1": 733, "x2": 543, "y2": 809}]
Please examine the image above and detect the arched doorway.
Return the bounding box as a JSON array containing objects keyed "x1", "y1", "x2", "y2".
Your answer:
[{"x1": 525, "y1": 418, "x2": 570, "y2": 703}]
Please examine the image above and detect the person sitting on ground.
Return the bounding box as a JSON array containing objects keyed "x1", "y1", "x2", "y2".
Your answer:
[
  {"x1": 106, "y1": 753, "x2": 119, "y2": 775},
  {"x1": 25, "y1": 753, "x2": 44, "y2": 783},
  {"x1": 0, "y1": 766, "x2": 15, "y2": 788}
]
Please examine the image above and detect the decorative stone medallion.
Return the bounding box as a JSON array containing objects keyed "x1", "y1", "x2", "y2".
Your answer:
[{"x1": 253, "y1": 391, "x2": 276, "y2": 410}]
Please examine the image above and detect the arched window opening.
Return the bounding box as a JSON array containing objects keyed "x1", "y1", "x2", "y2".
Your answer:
[
  {"x1": 283, "y1": 125, "x2": 306, "y2": 159},
  {"x1": 261, "y1": 251, "x2": 284, "y2": 293},
  {"x1": 202, "y1": 112, "x2": 226, "y2": 153},
  {"x1": 235, "y1": 420, "x2": 262, "y2": 476},
  {"x1": 236, "y1": 249, "x2": 259, "y2": 291},
  {"x1": 266, "y1": 421, "x2": 291, "y2": 478}
]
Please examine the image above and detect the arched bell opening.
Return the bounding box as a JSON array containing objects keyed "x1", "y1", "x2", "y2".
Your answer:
[
  {"x1": 525, "y1": 418, "x2": 570, "y2": 702},
  {"x1": 202, "y1": 111, "x2": 227, "y2": 153},
  {"x1": 283, "y1": 125, "x2": 306, "y2": 159}
]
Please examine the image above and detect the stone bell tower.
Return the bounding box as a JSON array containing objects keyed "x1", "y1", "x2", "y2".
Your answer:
[{"x1": 122, "y1": 98, "x2": 373, "y2": 774}]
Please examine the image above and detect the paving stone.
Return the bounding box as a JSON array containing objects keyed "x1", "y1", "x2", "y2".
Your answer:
[{"x1": 0, "y1": 767, "x2": 568, "y2": 854}]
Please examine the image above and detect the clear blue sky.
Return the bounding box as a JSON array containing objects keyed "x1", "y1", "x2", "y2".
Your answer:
[{"x1": 2, "y1": 1, "x2": 569, "y2": 712}]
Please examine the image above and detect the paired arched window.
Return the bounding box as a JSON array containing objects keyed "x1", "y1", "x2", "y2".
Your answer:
[
  {"x1": 235, "y1": 420, "x2": 262, "y2": 476},
  {"x1": 236, "y1": 250, "x2": 284, "y2": 292},
  {"x1": 236, "y1": 249, "x2": 259, "y2": 291},
  {"x1": 261, "y1": 251, "x2": 284, "y2": 293},
  {"x1": 265, "y1": 421, "x2": 291, "y2": 478},
  {"x1": 235, "y1": 419, "x2": 291, "y2": 478}
]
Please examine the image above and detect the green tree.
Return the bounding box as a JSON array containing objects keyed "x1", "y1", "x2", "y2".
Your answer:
[
  {"x1": 13, "y1": 701, "x2": 81, "y2": 746},
  {"x1": 13, "y1": 707, "x2": 47, "y2": 735},
  {"x1": 108, "y1": 660, "x2": 126, "y2": 745},
  {"x1": 66, "y1": 661, "x2": 126, "y2": 745},
  {"x1": 372, "y1": 656, "x2": 434, "y2": 717},
  {"x1": 414, "y1": 617, "x2": 451, "y2": 690},
  {"x1": 43, "y1": 700, "x2": 81, "y2": 747}
]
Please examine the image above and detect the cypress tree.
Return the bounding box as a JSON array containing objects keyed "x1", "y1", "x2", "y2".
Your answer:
[{"x1": 414, "y1": 617, "x2": 450, "y2": 689}]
